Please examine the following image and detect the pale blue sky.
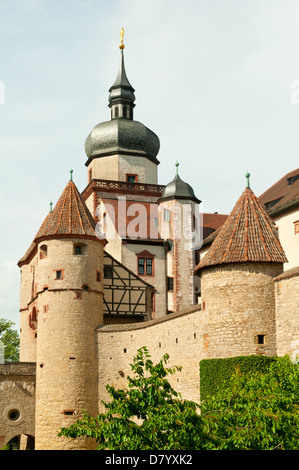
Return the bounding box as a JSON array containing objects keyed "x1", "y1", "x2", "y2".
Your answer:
[{"x1": 1, "y1": 0, "x2": 299, "y2": 329}]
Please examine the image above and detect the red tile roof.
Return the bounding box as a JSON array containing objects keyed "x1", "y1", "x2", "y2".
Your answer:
[
  {"x1": 35, "y1": 180, "x2": 98, "y2": 240},
  {"x1": 259, "y1": 168, "x2": 299, "y2": 215},
  {"x1": 195, "y1": 187, "x2": 287, "y2": 271},
  {"x1": 18, "y1": 180, "x2": 102, "y2": 266},
  {"x1": 202, "y1": 213, "x2": 228, "y2": 239}
]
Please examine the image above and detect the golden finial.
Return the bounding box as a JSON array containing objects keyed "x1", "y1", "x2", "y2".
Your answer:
[{"x1": 119, "y1": 27, "x2": 125, "y2": 49}]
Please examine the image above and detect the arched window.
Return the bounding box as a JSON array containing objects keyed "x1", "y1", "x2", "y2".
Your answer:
[
  {"x1": 29, "y1": 307, "x2": 38, "y2": 330},
  {"x1": 114, "y1": 106, "x2": 119, "y2": 118},
  {"x1": 40, "y1": 244, "x2": 47, "y2": 259},
  {"x1": 123, "y1": 106, "x2": 127, "y2": 118}
]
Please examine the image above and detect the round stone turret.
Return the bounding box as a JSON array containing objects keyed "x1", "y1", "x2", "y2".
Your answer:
[{"x1": 195, "y1": 174, "x2": 288, "y2": 359}]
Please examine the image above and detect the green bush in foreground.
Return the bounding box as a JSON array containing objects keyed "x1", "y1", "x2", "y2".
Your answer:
[{"x1": 59, "y1": 347, "x2": 299, "y2": 450}]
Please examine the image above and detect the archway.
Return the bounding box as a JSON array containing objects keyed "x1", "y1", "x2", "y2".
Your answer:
[{"x1": 3, "y1": 434, "x2": 35, "y2": 450}]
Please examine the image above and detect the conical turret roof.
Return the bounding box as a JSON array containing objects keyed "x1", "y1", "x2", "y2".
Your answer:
[
  {"x1": 18, "y1": 176, "x2": 103, "y2": 266},
  {"x1": 195, "y1": 180, "x2": 287, "y2": 271},
  {"x1": 35, "y1": 179, "x2": 98, "y2": 241}
]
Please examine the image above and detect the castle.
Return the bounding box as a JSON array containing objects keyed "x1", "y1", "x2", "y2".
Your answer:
[{"x1": 0, "y1": 33, "x2": 298, "y2": 450}]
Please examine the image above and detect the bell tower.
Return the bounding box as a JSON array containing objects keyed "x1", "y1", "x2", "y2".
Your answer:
[{"x1": 84, "y1": 28, "x2": 160, "y2": 185}]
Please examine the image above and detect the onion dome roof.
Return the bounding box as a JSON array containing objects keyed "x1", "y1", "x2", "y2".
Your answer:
[
  {"x1": 85, "y1": 118, "x2": 160, "y2": 163},
  {"x1": 84, "y1": 38, "x2": 160, "y2": 166}
]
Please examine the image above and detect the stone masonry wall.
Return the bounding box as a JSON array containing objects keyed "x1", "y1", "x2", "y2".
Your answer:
[
  {"x1": 0, "y1": 362, "x2": 36, "y2": 448},
  {"x1": 200, "y1": 262, "x2": 283, "y2": 359},
  {"x1": 275, "y1": 268, "x2": 299, "y2": 358},
  {"x1": 96, "y1": 306, "x2": 203, "y2": 411}
]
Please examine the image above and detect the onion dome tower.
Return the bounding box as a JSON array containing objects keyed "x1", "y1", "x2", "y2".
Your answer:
[
  {"x1": 18, "y1": 172, "x2": 105, "y2": 450},
  {"x1": 84, "y1": 29, "x2": 160, "y2": 184},
  {"x1": 195, "y1": 172, "x2": 287, "y2": 359}
]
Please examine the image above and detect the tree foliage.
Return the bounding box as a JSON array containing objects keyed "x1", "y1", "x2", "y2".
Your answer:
[
  {"x1": 201, "y1": 355, "x2": 299, "y2": 450},
  {"x1": 59, "y1": 347, "x2": 299, "y2": 450},
  {"x1": 59, "y1": 346, "x2": 208, "y2": 450},
  {"x1": 0, "y1": 318, "x2": 19, "y2": 362}
]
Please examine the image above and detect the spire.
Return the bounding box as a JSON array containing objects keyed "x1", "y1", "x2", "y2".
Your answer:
[
  {"x1": 18, "y1": 179, "x2": 105, "y2": 267},
  {"x1": 34, "y1": 180, "x2": 99, "y2": 241},
  {"x1": 108, "y1": 28, "x2": 135, "y2": 119},
  {"x1": 246, "y1": 170, "x2": 250, "y2": 188},
  {"x1": 119, "y1": 27, "x2": 125, "y2": 50},
  {"x1": 195, "y1": 183, "x2": 287, "y2": 271}
]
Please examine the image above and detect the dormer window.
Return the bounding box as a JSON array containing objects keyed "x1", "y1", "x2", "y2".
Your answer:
[
  {"x1": 287, "y1": 174, "x2": 299, "y2": 185},
  {"x1": 264, "y1": 198, "x2": 282, "y2": 211}
]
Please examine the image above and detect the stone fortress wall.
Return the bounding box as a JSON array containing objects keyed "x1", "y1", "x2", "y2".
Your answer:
[{"x1": 0, "y1": 267, "x2": 298, "y2": 448}]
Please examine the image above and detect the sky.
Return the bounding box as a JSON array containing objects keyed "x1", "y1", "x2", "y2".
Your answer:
[{"x1": 0, "y1": 0, "x2": 299, "y2": 330}]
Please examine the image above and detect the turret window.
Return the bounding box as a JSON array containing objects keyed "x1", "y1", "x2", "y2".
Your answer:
[
  {"x1": 54, "y1": 269, "x2": 64, "y2": 280},
  {"x1": 114, "y1": 106, "x2": 119, "y2": 118},
  {"x1": 29, "y1": 307, "x2": 38, "y2": 330},
  {"x1": 73, "y1": 243, "x2": 87, "y2": 255},
  {"x1": 40, "y1": 244, "x2": 48, "y2": 259},
  {"x1": 167, "y1": 277, "x2": 174, "y2": 292},
  {"x1": 123, "y1": 106, "x2": 127, "y2": 118}
]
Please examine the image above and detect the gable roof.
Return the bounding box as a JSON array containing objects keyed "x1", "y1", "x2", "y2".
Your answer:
[
  {"x1": 195, "y1": 186, "x2": 287, "y2": 271},
  {"x1": 259, "y1": 168, "x2": 299, "y2": 215}
]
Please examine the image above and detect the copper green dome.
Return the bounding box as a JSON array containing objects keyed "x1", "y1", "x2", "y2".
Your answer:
[{"x1": 85, "y1": 48, "x2": 160, "y2": 166}]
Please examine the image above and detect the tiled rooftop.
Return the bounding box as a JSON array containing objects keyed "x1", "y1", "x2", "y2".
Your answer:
[
  {"x1": 259, "y1": 168, "x2": 299, "y2": 215},
  {"x1": 35, "y1": 180, "x2": 97, "y2": 240},
  {"x1": 18, "y1": 180, "x2": 100, "y2": 266},
  {"x1": 195, "y1": 187, "x2": 288, "y2": 271}
]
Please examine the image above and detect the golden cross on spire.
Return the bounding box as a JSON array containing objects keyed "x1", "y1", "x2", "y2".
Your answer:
[{"x1": 119, "y1": 27, "x2": 125, "y2": 49}]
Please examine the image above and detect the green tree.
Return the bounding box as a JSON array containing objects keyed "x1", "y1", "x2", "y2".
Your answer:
[
  {"x1": 201, "y1": 355, "x2": 299, "y2": 450},
  {"x1": 0, "y1": 318, "x2": 20, "y2": 362},
  {"x1": 59, "y1": 346, "x2": 209, "y2": 450},
  {"x1": 59, "y1": 349, "x2": 299, "y2": 450}
]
